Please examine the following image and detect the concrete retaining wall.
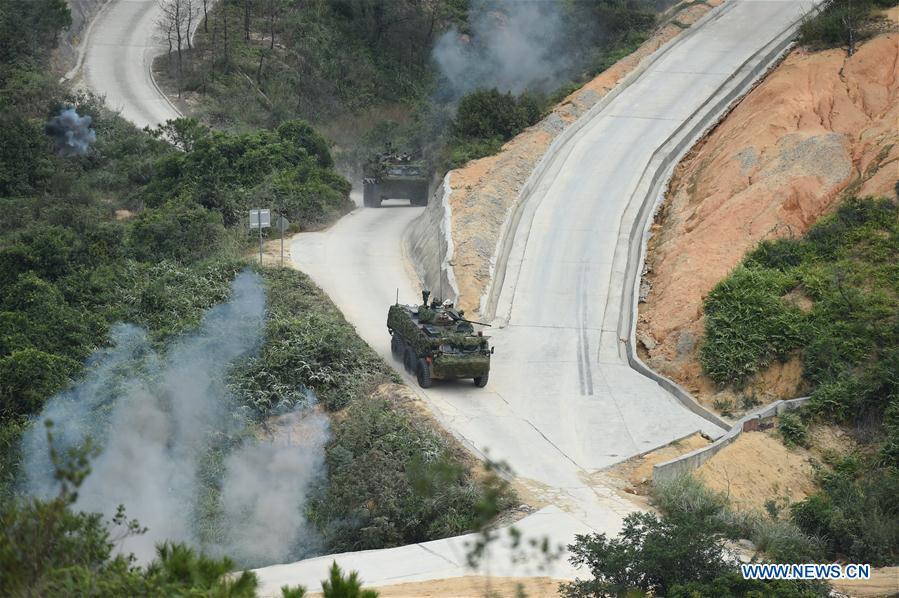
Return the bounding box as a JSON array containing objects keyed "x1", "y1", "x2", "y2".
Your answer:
[
  {"x1": 652, "y1": 397, "x2": 811, "y2": 483},
  {"x1": 403, "y1": 175, "x2": 460, "y2": 302}
]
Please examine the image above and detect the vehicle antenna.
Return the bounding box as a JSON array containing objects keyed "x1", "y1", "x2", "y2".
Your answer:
[
  {"x1": 438, "y1": 239, "x2": 443, "y2": 302},
  {"x1": 396, "y1": 287, "x2": 399, "y2": 306}
]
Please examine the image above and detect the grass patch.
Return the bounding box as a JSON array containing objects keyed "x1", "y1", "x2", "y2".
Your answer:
[
  {"x1": 797, "y1": 0, "x2": 899, "y2": 52},
  {"x1": 652, "y1": 475, "x2": 824, "y2": 563},
  {"x1": 701, "y1": 197, "x2": 898, "y2": 428}
]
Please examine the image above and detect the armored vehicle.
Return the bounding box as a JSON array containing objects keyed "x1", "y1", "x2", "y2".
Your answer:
[
  {"x1": 363, "y1": 145, "x2": 429, "y2": 208},
  {"x1": 387, "y1": 290, "x2": 493, "y2": 389}
]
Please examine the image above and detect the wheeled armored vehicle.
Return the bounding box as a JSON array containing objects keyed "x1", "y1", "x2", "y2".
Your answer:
[
  {"x1": 387, "y1": 290, "x2": 493, "y2": 389},
  {"x1": 363, "y1": 145, "x2": 429, "y2": 207}
]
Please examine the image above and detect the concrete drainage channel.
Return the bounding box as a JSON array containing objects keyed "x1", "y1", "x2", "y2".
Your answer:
[{"x1": 616, "y1": 3, "x2": 824, "y2": 434}]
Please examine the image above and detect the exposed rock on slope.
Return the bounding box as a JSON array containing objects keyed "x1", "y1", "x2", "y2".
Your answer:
[
  {"x1": 407, "y1": 1, "x2": 722, "y2": 314},
  {"x1": 638, "y1": 33, "x2": 899, "y2": 410}
]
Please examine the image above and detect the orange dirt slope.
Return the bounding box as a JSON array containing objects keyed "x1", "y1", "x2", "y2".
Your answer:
[{"x1": 638, "y1": 33, "x2": 899, "y2": 411}]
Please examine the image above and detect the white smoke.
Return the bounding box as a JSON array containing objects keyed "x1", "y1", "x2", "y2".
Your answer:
[
  {"x1": 21, "y1": 271, "x2": 329, "y2": 566},
  {"x1": 221, "y1": 410, "x2": 329, "y2": 565},
  {"x1": 432, "y1": 0, "x2": 570, "y2": 101},
  {"x1": 44, "y1": 106, "x2": 97, "y2": 156}
]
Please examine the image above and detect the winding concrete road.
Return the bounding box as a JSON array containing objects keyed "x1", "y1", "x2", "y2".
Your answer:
[
  {"x1": 257, "y1": 1, "x2": 821, "y2": 593},
  {"x1": 81, "y1": 0, "x2": 181, "y2": 129}
]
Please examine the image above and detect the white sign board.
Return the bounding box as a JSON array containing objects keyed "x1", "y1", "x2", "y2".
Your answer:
[
  {"x1": 249, "y1": 209, "x2": 271, "y2": 229},
  {"x1": 276, "y1": 215, "x2": 290, "y2": 232}
]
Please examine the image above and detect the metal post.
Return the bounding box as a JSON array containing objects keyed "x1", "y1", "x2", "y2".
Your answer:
[
  {"x1": 280, "y1": 211, "x2": 284, "y2": 267},
  {"x1": 259, "y1": 220, "x2": 263, "y2": 265}
]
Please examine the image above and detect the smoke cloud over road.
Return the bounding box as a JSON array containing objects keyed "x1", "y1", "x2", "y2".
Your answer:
[
  {"x1": 22, "y1": 271, "x2": 328, "y2": 566},
  {"x1": 44, "y1": 107, "x2": 97, "y2": 156},
  {"x1": 432, "y1": 0, "x2": 569, "y2": 101}
]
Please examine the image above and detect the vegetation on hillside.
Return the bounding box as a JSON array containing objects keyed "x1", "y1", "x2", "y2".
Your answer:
[
  {"x1": 797, "y1": 0, "x2": 899, "y2": 54},
  {"x1": 562, "y1": 476, "x2": 828, "y2": 597},
  {"x1": 158, "y1": 0, "x2": 669, "y2": 173},
  {"x1": 700, "y1": 195, "x2": 899, "y2": 566},
  {"x1": 1, "y1": 0, "x2": 509, "y2": 586}
]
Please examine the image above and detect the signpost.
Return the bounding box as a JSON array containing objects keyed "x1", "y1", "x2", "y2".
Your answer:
[
  {"x1": 249, "y1": 209, "x2": 271, "y2": 264},
  {"x1": 275, "y1": 213, "x2": 290, "y2": 267}
]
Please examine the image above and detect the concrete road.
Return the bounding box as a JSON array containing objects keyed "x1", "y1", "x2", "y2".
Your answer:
[
  {"x1": 260, "y1": 1, "x2": 820, "y2": 593},
  {"x1": 81, "y1": 0, "x2": 181, "y2": 129}
]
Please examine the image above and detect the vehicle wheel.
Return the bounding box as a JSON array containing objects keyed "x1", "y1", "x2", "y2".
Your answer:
[
  {"x1": 363, "y1": 181, "x2": 379, "y2": 208},
  {"x1": 473, "y1": 372, "x2": 489, "y2": 388},
  {"x1": 391, "y1": 334, "x2": 404, "y2": 360},
  {"x1": 403, "y1": 348, "x2": 416, "y2": 373},
  {"x1": 412, "y1": 190, "x2": 428, "y2": 207},
  {"x1": 416, "y1": 359, "x2": 433, "y2": 389}
]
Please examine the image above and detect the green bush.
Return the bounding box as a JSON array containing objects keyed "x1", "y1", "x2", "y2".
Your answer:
[
  {"x1": 561, "y1": 511, "x2": 732, "y2": 597},
  {"x1": 791, "y1": 459, "x2": 899, "y2": 565},
  {"x1": 230, "y1": 268, "x2": 394, "y2": 414},
  {"x1": 0, "y1": 348, "x2": 79, "y2": 417},
  {"x1": 651, "y1": 475, "x2": 823, "y2": 563},
  {"x1": 308, "y1": 396, "x2": 505, "y2": 552},
  {"x1": 700, "y1": 266, "x2": 807, "y2": 386},
  {"x1": 0, "y1": 111, "x2": 55, "y2": 196},
  {"x1": 561, "y1": 507, "x2": 826, "y2": 598},
  {"x1": 452, "y1": 89, "x2": 540, "y2": 141},
  {"x1": 318, "y1": 562, "x2": 377, "y2": 598},
  {"x1": 445, "y1": 89, "x2": 543, "y2": 166},
  {"x1": 702, "y1": 197, "x2": 898, "y2": 427},
  {"x1": 142, "y1": 121, "x2": 351, "y2": 227},
  {"x1": 778, "y1": 412, "x2": 809, "y2": 448},
  {"x1": 796, "y1": 0, "x2": 898, "y2": 51},
  {"x1": 127, "y1": 201, "x2": 227, "y2": 264}
]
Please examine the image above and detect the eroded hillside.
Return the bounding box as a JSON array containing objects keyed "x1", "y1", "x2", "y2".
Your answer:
[{"x1": 638, "y1": 32, "x2": 899, "y2": 410}]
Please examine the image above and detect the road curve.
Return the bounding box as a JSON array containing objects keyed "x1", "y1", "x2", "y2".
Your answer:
[
  {"x1": 257, "y1": 1, "x2": 820, "y2": 593},
  {"x1": 81, "y1": 0, "x2": 180, "y2": 129}
]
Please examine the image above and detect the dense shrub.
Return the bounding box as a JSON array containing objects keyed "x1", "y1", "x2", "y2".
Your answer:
[
  {"x1": 308, "y1": 396, "x2": 506, "y2": 552},
  {"x1": 127, "y1": 201, "x2": 227, "y2": 263},
  {"x1": 701, "y1": 197, "x2": 898, "y2": 425},
  {"x1": 701, "y1": 197, "x2": 899, "y2": 567},
  {"x1": 142, "y1": 120, "x2": 351, "y2": 227},
  {"x1": 778, "y1": 412, "x2": 809, "y2": 448},
  {"x1": 651, "y1": 475, "x2": 824, "y2": 564},
  {"x1": 797, "y1": 0, "x2": 899, "y2": 51},
  {"x1": 561, "y1": 484, "x2": 826, "y2": 598},
  {"x1": 561, "y1": 511, "x2": 733, "y2": 597},
  {"x1": 231, "y1": 268, "x2": 395, "y2": 414},
  {"x1": 0, "y1": 111, "x2": 54, "y2": 196},
  {"x1": 453, "y1": 89, "x2": 540, "y2": 141},
  {"x1": 444, "y1": 89, "x2": 543, "y2": 167},
  {"x1": 700, "y1": 266, "x2": 807, "y2": 385}
]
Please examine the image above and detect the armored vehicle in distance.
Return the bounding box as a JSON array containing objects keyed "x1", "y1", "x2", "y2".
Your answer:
[
  {"x1": 387, "y1": 290, "x2": 492, "y2": 389},
  {"x1": 363, "y1": 145, "x2": 429, "y2": 208}
]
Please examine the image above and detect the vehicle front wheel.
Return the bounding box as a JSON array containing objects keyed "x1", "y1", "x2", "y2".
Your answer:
[
  {"x1": 473, "y1": 373, "x2": 489, "y2": 388},
  {"x1": 416, "y1": 359, "x2": 433, "y2": 389},
  {"x1": 391, "y1": 334, "x2": 404, "y2": 360}
]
